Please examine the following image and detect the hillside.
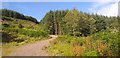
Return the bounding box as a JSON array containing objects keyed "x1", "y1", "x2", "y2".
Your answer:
[
  {"x1": 0, "y1": 9, "x2": 38, "y2": 23},
  {"x1": 1, "y1": 8, "x2": 119, "y2": 56},
  {"x1": 1, "y1": 15, "x2": 48, "y2": 42},
  {"x1": 1, "y1": 16, "x2": 48, "y2": 56},
  {"x1": 2, "y1": 16, "x2": 41, "y2": 30}
]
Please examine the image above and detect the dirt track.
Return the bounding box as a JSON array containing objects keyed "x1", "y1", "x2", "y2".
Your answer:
[{"x1": 8, "y1": 35, "x2": 57, "y2": 56}]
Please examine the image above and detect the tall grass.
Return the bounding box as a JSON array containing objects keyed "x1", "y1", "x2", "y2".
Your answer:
[{"x1": 47, "y1": 32, "x2": 118, "y2": 56}]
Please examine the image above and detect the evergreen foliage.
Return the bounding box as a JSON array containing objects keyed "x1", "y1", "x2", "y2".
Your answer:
[
  {"x1": 1, "y1": 9, "x2": 38, "y2": 23},
  {"x1": 40, "y1": 9, "x2": 119, "y2": 36}
]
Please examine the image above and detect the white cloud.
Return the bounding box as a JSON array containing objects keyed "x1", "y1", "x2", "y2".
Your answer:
[
  {"x1": 89, "y1": 1, "x2": 119, "y2": 16},
  {"x1": 88, "y1": 2, "x2": 110, "y2": 12},
  {"x1": 97, "y1": 2, "x2": 118, "y2": 16}
]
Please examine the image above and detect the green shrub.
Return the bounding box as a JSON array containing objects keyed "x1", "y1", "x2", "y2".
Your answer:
[
  {"x1": 92, "y1": 32, "x2": 118, "y2": 56},
  {"x1": 13, "y1": 37, "x2": 25, "y2": 43},
  {"x1": 18, "y1": 41, "x2": 26, "y2": 45},
  {"x1": 84, "y1": 51, "x2": 97, "y2": 56},
  {"x1": 6, "y1": 42, "x2": 18, "y2": 46},
  {"x1": 3, "y1": 28, "x2": 48, "y2": 37},
  {"x1": 2, "y1": 16, "x2": 13, "y2": 21}
]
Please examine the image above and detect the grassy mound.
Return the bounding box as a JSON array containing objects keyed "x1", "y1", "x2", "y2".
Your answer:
[{"x1": 1, "y1": 16, "x2": 49, "y2": 56}]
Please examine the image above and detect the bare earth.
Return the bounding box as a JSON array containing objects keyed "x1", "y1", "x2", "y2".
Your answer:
[{"x1": 8, "y1": 35, "x2": 57, "y2": 56}]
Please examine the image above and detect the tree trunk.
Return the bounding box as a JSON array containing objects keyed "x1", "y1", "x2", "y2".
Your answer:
[
  {"x1": 55, "y1": 22, "x2": 57, "y2": 35},
  {"x1": 54, "y1": 13, "x2": 57, "y2": 35},
  {"x1": 59, "y1": 23, "x2": 62, "y2": 35}
]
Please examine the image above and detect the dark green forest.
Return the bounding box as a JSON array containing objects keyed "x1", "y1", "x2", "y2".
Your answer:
[
  {"x1": 1, "y1": 9, "x2": 119, "y2": 56},
  {"x1": 1, "y1": 9, "x2": 38, "y2": 23},
  {"x1": 40, "y1": 9, "x2": 119, "y2": 36}
]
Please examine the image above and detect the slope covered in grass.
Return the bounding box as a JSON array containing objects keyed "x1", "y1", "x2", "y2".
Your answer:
[
  {"x1": 1, "y1": 16, "x2": 49, "y2": 56},
  {"x1": 2, "y1": 16, "x2": 41, "y2": 30}
]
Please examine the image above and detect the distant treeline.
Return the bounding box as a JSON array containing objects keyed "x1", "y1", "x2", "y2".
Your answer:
[
  {"x1": 1, "y1": 9, "x2": 38, "y2": 23},
  {"x1": 40, "y1": 9, "x2": 119, "y2": 36}
]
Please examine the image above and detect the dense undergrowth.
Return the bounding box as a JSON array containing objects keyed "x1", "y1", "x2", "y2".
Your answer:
[{"x1": 47, "y1": 31, "x2": 119, "y2": 56}]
